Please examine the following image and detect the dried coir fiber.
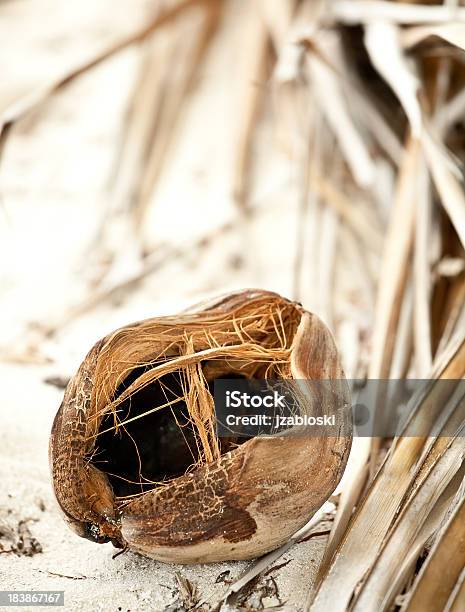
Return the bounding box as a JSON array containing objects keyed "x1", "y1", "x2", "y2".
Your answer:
[{"x1": 49, "y1": 289, "x2": 352, "y2": 563}]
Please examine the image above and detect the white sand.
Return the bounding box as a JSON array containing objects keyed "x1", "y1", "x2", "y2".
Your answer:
[{"x1": 0, "y1": 1, "x2": 366, "y2": 609}]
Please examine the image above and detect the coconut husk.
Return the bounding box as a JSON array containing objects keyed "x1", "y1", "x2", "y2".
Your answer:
[{"x1": 49, "y1": 289, "x2": 352, "y2": 562}]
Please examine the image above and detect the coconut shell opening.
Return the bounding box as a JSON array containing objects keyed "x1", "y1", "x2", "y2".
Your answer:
[
  {"x1": 95, "y1": 369, "x2": 250, "y2": 498},
  {"x1": 86, "y1": 294, "x2": 303, "y2": 505}
]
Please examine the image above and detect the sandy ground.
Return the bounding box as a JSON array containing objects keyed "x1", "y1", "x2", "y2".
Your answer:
[{"x1": 0, "y1": 1, "x2": 367, "y2": 609}]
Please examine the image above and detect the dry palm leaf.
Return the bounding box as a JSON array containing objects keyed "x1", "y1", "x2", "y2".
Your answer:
[
  {"x1": 49, "y1": 290, "x2": 352, "y2": 562},
  {"x1": 402, "y1": 23, "x2": 465, "y2": 52},
  {"x1": 231, "y1": 2, "x2": 269, "y2": 209},
  {"x1": 0, "y1": 0, "x2": 201, "y2": 151},
  {"x1": 132, "y1": 0, "x2": 221, "y2": 228},
  {"x1": 330, "y1": 1, "x2": 465, "y2": 26},
  {"x1": 307, "y1": 42, "x2": 375, "y2": 189},
  {"x1": 309, "y1": 320, "x2": 465, "y2": 606},
  {"x1": 400, "y1": 491, "x2": 465, "y2": 611},
  {"x1": 364, "y1": 18, "x2": 465, "y2": 253},
  {"x1": 292, "y1": 2, "x2": 465, "y2": 606},
  {"x1": 350, "y1": 425, "x2": 465, "y2": 610},
  {"x1": 110, "y1": 0, "x2": 220, "y2": 224}
]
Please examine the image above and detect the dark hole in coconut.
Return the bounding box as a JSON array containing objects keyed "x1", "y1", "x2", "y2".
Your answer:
[{"x1": 93, "y1": 365, "x2": 248, "y2": 498}]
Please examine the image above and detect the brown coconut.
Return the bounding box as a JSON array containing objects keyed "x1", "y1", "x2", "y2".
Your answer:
[{"x1": 49, "y1": 289, "x2": 352, "y2": 563}]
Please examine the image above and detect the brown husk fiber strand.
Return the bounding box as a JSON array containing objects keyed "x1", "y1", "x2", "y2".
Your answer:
[{"x1": 49, "y1": 289, "x2": 352, "y2": 562}]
